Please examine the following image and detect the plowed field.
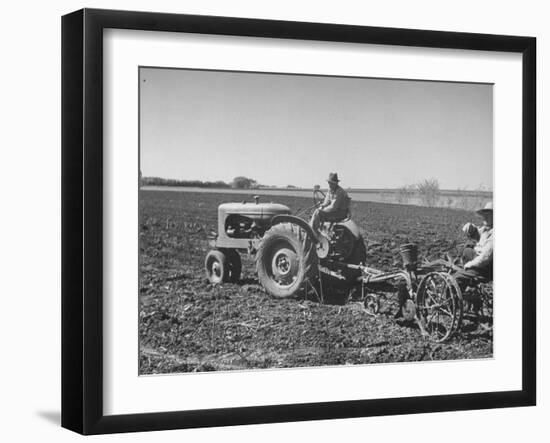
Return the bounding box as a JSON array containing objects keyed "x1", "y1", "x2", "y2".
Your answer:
[{"x1": 139, "y1": 190, "x2": 492, "y2": 374}]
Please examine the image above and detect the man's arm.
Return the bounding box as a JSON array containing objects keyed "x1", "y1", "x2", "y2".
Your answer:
[
  {"x1": 464, "y1": 236, "x2": 493, "y2": 269},
  {"x1": 320, "y1": 192, "x2": 330, "y2": 209},
  {"x1": 322, "y1": 188, "x2": 346, "y2": 213}
]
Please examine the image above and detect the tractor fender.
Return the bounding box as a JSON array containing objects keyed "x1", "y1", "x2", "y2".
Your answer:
[
  {"x1": 270, "y1": 215, "x2": 317, "y2": 242},
  {"x1": 336, "y1": 219, "x2": 363, "y2": 240}
]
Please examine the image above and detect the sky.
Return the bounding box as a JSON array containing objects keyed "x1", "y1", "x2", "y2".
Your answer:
[{"x1": 139, "y1": 67, "x2": 493, "y2": 190}]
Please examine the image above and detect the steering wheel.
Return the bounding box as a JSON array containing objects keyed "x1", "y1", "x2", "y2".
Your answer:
[
  {"x1": 313, "y1": 188, "x2": 325, "y2": 208},
  {"x1": 294, "y1": 188, "x2": 326, "y2": 218}
]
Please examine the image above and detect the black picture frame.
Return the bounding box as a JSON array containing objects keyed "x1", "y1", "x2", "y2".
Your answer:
[{"x1": 61, "y1": 8, "x2": 536, "y2": 435}]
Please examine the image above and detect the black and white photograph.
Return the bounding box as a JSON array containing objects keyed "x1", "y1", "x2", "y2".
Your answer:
[
  {"x1": 138, "y1": 67, "x2": 494, "y2": 374},
  {"x1": 0, "y1": 0, "x2": 545, "y2": 440}
]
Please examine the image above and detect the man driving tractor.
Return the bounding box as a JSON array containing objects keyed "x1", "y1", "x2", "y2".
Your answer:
[
  {"x1": 310, "y1": 172, "x2": 350, "y2": 237},
  {"x1": 453, "y1": 201, "x2": 494, "y2": 289}
]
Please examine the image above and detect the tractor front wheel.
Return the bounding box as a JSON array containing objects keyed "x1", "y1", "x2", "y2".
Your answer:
[
  {"x1": 205, "y1": 249, "x2": 229, "y2": 284},
  {"x1": 256, "y1": 223, "x2": 318, "y2": 298}
]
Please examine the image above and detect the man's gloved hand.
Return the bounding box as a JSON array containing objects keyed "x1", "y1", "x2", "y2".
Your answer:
[{"x1": 464, "y1": 261, "x2": 473, "y2": 270}]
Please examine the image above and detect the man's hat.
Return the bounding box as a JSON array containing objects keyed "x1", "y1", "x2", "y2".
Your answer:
[
  {"x1": 327, "y1": 172, "x2": 340, "y2": 184},
  {"x1": 476, "y1": 201, "x2": 493, "y2": 215}
]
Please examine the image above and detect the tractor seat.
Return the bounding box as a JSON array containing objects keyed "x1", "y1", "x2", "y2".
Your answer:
[{"x1": 337, "y1": 197, "x2": 353, "y2": 222}]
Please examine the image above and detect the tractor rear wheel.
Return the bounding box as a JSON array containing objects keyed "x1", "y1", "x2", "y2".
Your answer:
[
  {"x1": 256, "y1": 222, "x2": 318, "y2": 298},
  {"x1": 205, "y1": 249, "x2": 229, "y2": 284}
]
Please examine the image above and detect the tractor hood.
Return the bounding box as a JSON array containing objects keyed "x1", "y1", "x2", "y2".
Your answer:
[{"x1": 218, "y1": 201, "x2": 291, "y2": 221}]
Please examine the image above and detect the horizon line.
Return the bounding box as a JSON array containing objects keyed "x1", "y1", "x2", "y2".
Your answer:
[{"x1": 140, "y1": 176, "x2": 493, "y2": 194}]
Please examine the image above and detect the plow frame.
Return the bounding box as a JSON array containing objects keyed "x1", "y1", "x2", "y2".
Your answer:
[{"x1": 334, "y1": 260, "x2": 468, "y2": 342}]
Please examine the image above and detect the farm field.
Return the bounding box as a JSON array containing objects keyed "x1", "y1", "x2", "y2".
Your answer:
[
  {"x1": 139, "y1": 190, "x2": 493, "y2": 374},
  {"x1": 141, "y1": 185, "x2": 492, "y2": 210}
]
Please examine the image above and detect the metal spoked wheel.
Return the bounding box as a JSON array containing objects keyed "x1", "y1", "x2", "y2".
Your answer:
[{"x1": 416, "y1": 272, "x2": 463, "y2": 342}]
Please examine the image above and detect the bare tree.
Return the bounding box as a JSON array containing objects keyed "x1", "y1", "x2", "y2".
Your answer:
[
  {"x1": 416, "y1": 178, "x2": 440, "y2": 207},
  {"x1": 396, "y1": 184, "x2": 415, "y2": 204}
]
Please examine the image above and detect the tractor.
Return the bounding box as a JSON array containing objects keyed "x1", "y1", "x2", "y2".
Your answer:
[
  {"x1": 205, "y1": 190, "x2": 366, "y2": 298},
  {"x1": 204, "y1": 190, "x2": 486, "y2": 342}
]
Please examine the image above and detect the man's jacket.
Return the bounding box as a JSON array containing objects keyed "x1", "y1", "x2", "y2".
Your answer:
[
  {"x1": 322, "y1": 186, "x2": 350, "y2": 213},
  {"x1": 468, "y1": 225, "x2": 494, "y2": 269}
]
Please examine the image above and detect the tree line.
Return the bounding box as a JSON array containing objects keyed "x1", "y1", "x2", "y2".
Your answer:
[{"x1": 141, "y1": 176, "x2": 260, "y2": 189}]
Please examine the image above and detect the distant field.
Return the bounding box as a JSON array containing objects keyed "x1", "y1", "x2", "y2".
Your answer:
[
  {"x1": 141, "y1": 185, "x2": 492, "y2": 210},
  {"x1": 139, "y1": 190, "x2": 492, "y2": 374}
]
